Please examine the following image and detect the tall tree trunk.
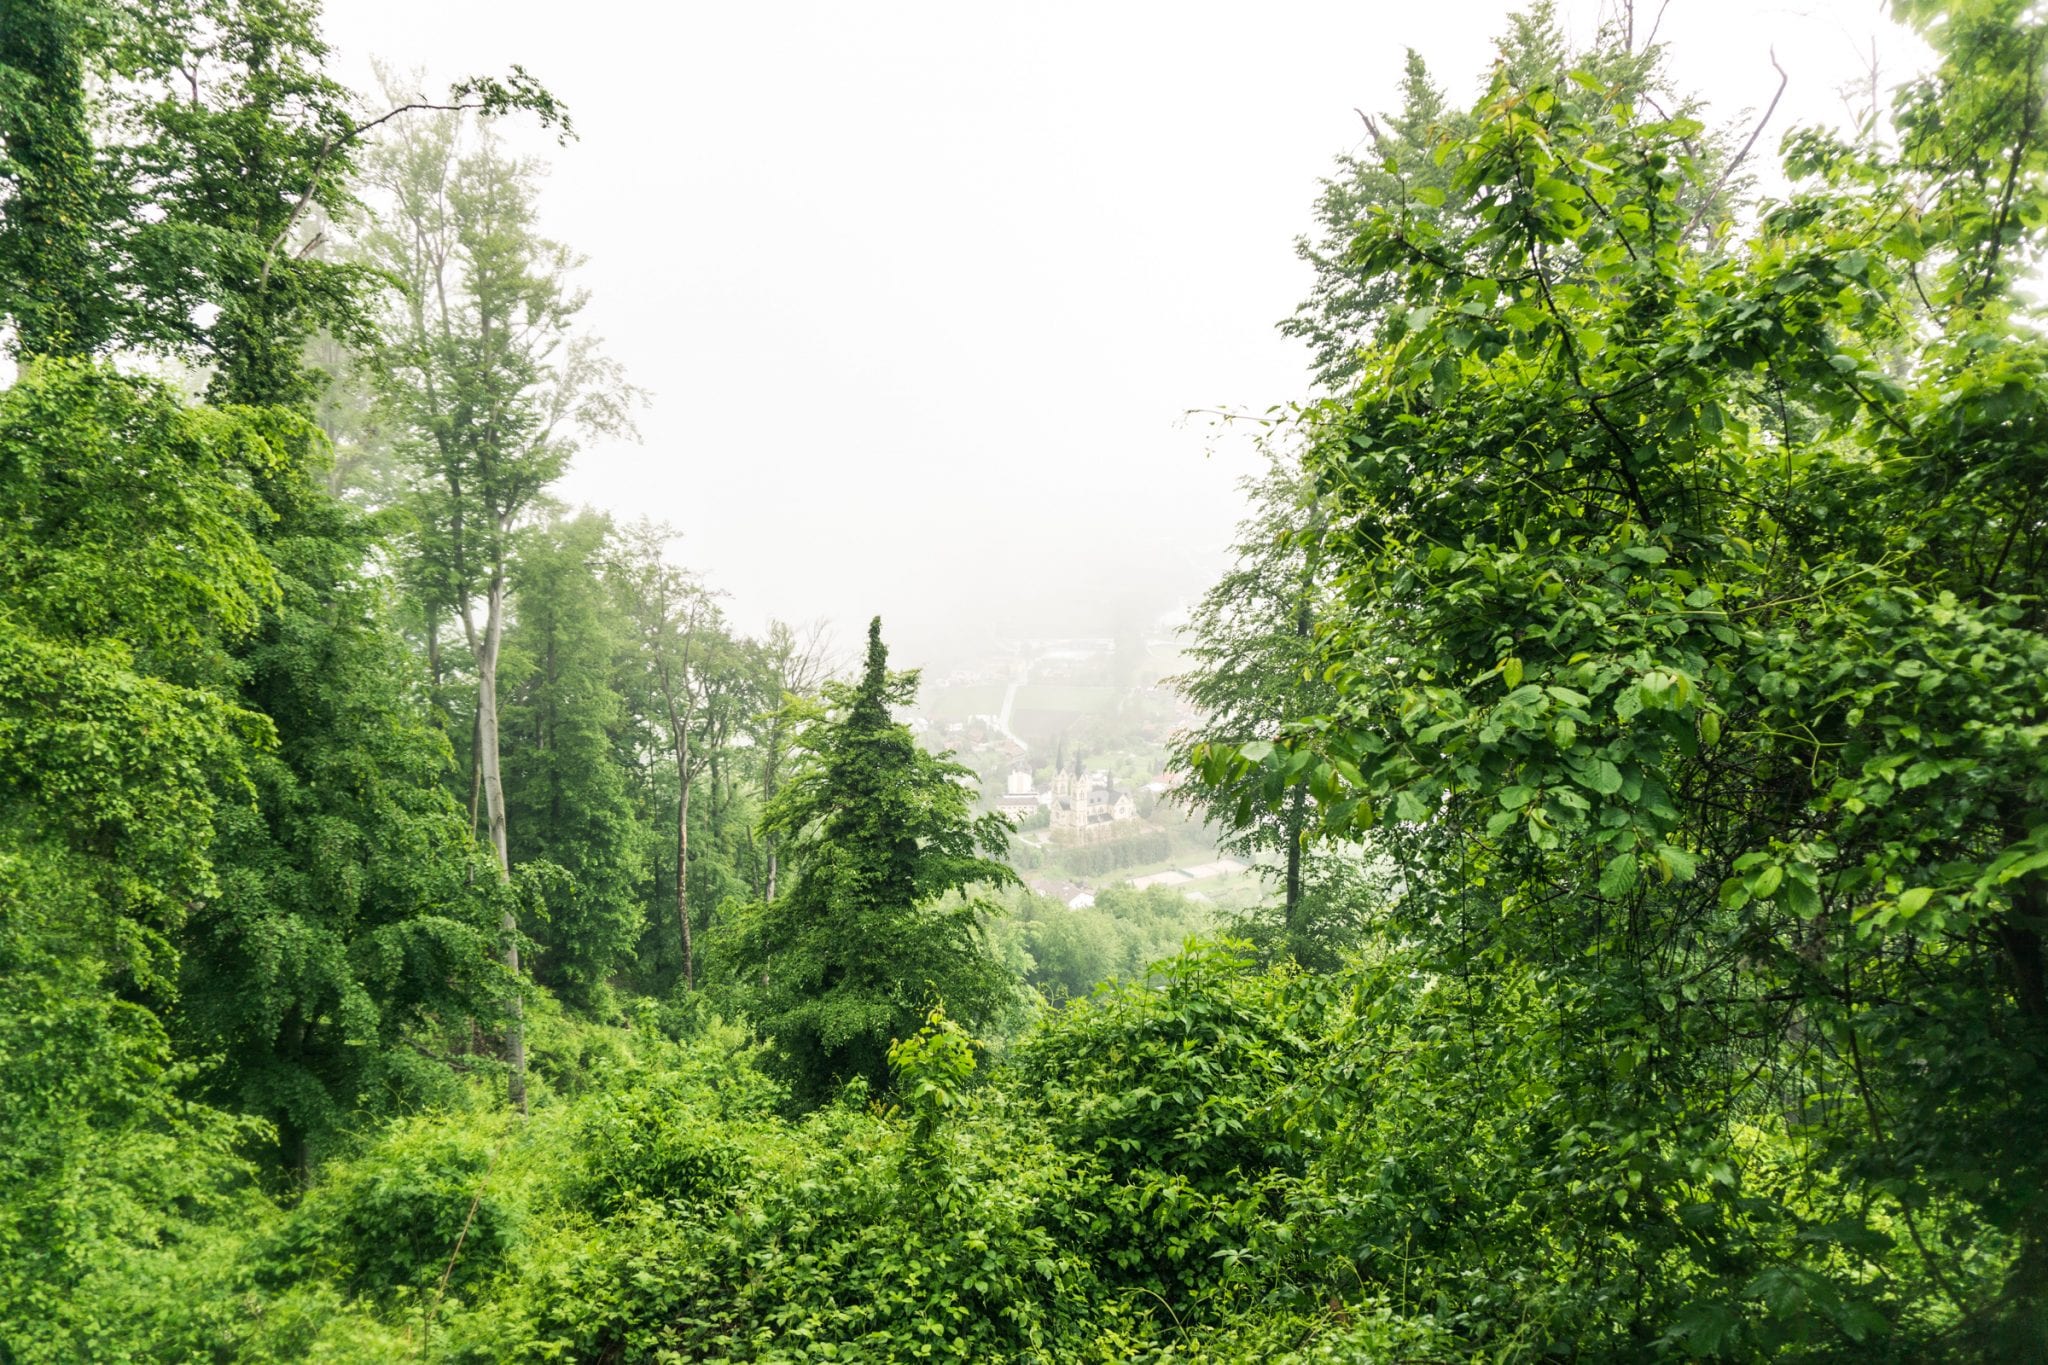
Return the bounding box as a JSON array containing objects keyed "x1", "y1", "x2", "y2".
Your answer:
[
  {"x1": 1284, "y1": 783, "x2": 1305, "y2": 931},
  {"x1": 763, "y1": 718, "x2": 783, "y2": 903},
  {"x1": 468, "y1": 702, "x2": 484, "y2": 842},
  {"x1": 476, "y1": 572, "x2": 526, "y2": 1115},
  {"x1": 1283, "y1": 586, "x2": 1313, "y2": 944},
  {"x1": 673, "y1": 720, "x2": 693, "y2": 989}
]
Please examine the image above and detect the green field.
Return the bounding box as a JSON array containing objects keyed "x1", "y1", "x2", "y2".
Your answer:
[
  {"x1": 1014, "y1": 684, "x2": 1120, "y2": 714},
  {"x1": 922, "y1": 683, "x2": 1122, "y2": 728},
  {"x1": 920, "y1": 683, "x2": 1005, "y2": 721}
]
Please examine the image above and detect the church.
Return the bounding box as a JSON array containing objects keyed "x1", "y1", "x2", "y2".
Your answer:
[{"x1": 1048, "y1": 764, "x2": 1137, "y2": 840}]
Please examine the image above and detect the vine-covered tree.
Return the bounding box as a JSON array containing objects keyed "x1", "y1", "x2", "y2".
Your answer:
[{"x1": 174, "y1": 410, "x2": 506, "y2": 1173}]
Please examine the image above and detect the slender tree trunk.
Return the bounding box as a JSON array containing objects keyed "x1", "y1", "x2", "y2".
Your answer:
[
  {"x1": 1284, "y1": 784, "x2": 1305, "y2": 930},
  {"x1": 763, "y1": 720, "x2": 783, "y2": 903},
  {"x1": 673, "y1": 722, "x2": 693, "y2": 989},
  {"x1": 468, "y1": 702, "x2": 484, "y2": 842},
  {"x1": 1282, "y1": 586, "x2": 1314, "y2": 942},
  {"x1": 476, "y1": 571, "x2": 526, "y2": 1115}
]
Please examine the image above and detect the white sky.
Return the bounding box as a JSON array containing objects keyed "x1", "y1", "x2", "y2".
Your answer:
[{"x1": 320, "y1": 1, "x2": 1926, "y2": 665}]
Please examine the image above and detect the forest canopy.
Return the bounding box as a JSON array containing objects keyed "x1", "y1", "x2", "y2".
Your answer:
[{"x1": 2, "y1": 0, "x2": 2046, "y2": 1361}]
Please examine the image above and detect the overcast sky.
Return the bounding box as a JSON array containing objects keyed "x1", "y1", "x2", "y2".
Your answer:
[{"x1": 320, "y1": 1, "x2": 1924, "y2": 665}]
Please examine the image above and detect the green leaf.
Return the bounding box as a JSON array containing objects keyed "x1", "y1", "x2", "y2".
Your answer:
[
  {"x1": 1598, "y1": 852, "x2": 1638, "y2": 897},
  {"x1": 1657, "y1": 846, "x2": 1698, "y2": 881}
]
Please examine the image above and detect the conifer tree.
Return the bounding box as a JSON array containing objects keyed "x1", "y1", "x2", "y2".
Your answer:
[{"x1": 714, "y1": 618, "x2": 1015, "y2": 1107}]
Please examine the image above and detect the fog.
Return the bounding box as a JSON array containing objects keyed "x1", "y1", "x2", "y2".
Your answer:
[{"x1": 319, "y1": 0, "x2": 1924, "y2": 667}]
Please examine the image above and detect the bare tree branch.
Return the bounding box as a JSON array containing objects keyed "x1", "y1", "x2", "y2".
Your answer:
[{"x1": 1686, "y1": 50, "x2": 1790, "y2": 238}]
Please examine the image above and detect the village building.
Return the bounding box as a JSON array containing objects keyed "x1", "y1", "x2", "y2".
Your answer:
[
  {"x1": 1048, "y1": 764, "x2": 1137, "y2": 840},
  {"x1": 996, "y1": 790, "x2": 1041, "y2": 820},
  {"x1": 995, "y1": 764, "x2": 1046, "y2": 822}
]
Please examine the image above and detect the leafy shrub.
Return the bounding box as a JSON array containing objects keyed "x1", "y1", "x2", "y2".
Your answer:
[
  {"x1": 263, "y1": 1115, "x2": 518, "y2": 1299},
  {"x1": 572, "y1": 1070, "x2": 755, "y2": 1213},
  {"x1": 1017, "y1": 940, "x2": 1313, "y2": 1301}
]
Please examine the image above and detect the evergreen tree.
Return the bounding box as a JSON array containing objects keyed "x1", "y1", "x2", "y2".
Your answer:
[
  {"x1": 714, "y1": 619, "x2": 1015, "y2": 1107},
  {"x1": 1279, "y1": 3, "x2": 1729, "y2": 392},
  {"x1": 1171, "y1": 444, "x2": 1337, "y2": 955}
]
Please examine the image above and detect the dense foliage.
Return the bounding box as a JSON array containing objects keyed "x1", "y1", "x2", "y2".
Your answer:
[
  {"x1": 3, "y1": 0, "x2": 2045, "y2": 1359},
  {"x1": 1199, "y1": 0, "x2": 2048, "y2": 1353}
]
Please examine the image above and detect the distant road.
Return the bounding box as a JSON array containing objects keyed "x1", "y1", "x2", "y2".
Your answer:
[
  {"x1": 997, "y1": 677, "x2": 1020, "y2": 734},
  {"x1": 988, "y1": 660, "x2": 1027, "y2": 751}
]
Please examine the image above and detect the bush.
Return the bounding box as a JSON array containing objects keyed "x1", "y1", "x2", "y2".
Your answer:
[
  {"x1": 1017, "y1": 941, "x2": 1313, "y2": 1302},
  {"x1": 263, "y1": 1115, "x2": 519, "y2": 1299},
  {"x1": 572, "y1": 1071, "x2": 754, "y2": 1213}
]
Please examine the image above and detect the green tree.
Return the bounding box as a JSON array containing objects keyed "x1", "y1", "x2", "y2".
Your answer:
[
  {"x1": 1171, "y1": 445, "x2": 1337, "y2": 953},
  {"x1": 1278, "y1": 47, "x2": 1452, "y2": 393},
  {"x1": 714, "y1": 618, "x2": 1016, "y2": 1107},
  {"x1": 750, "y1": 618, "x2": 832, "y2": 903},
  {"x1": 366, "y1": 107, "x2": 635, "y2": 1109},
  {"x1": 1280, "y1": 3, "x2": 1733, "y2": 393},
  {"x1": 0, "y1": 0, "x2": 113, "y2": 358},
  {"x1": 1198, "y1": 0, "x2": 2048, "y2": 1350},
  {"x1": 173, "y1": 422, "x2": 507, "y2": 1172},
  {"x1": 0, "y1": 359, "x2": 278, "y2": 1349},
  {"x1": 501, "y1": 513, "x2": 647, "y2": 1008},
  {"x1": 609, "y1": 522, "x2": 728, "y2": 990},
  {"x1": 0, "y1": 0, "x2": 568, "y2": 378}
]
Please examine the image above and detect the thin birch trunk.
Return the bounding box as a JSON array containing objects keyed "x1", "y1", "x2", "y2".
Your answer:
[{"x1": 475, "y1": 570, "x2": 526, "y2": 1116}]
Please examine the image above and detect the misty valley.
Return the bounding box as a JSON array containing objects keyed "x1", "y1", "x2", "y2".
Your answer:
[{"x1": 4, "y1": 0, "x2": 2048, "y2": 1360}]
